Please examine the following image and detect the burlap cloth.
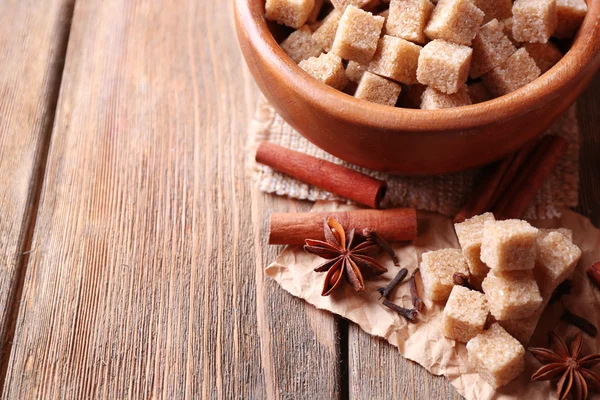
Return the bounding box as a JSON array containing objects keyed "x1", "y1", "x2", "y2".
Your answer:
[{"x1": 250, "y1": 95, "x2": 580, "y2": 218}]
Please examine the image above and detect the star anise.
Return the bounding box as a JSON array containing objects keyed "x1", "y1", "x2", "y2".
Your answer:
[
  {"x1": 304, "y1": 217, "x2": 387, "y2": 296},
  {"x1": 530, "y1": 331, "x2": 600, "y2": 400}
]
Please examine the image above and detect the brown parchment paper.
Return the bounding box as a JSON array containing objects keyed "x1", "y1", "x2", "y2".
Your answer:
[{"x1": 265, "y1": 202, "x2": 600, "y2": 400}]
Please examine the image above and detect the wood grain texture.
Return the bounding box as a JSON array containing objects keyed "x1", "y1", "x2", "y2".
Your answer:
[
  {"x1": 576, "y1": 72, "x2": 600, "y2": 227},
  {"x1": 0, "y1": 0, "x2": 598, "y2": 398},
  {"x1": 1, "y1": 0, "x2": 340, "y2": 398},
  {"x1": 0, "y1": 0, "x2": 74, "y2": 382}
]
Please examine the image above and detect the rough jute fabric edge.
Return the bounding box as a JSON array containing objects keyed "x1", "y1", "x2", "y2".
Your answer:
[{"x1": 249, "y1": 95, "x2": 580, "y2": 219}]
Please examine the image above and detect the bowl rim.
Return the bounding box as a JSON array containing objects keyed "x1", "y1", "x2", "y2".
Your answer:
[{"x1": 237, "y1": 0, "x2": 600, "y2": 133}]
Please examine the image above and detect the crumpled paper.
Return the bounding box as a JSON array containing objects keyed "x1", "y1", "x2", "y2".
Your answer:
[{"x1": 265, "y1": 202, "x2": 600, "y2": 400}]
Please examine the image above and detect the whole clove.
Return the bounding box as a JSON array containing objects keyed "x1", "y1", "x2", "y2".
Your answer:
[
  {"x1": 586, "y1": 262, "x2": 600, "y2": 289},
  {"x1": 561, "y1": 310, "x2": 598, "y2": 337},
  {"x1": 409, "y1": 269, "x2": 424, "y2": 312},
  {"x1": 363, "y1": 228, "x2": 400, "y2": 266},
  {"x1": 382, "y1": 299, "x2": 417, "y2": 322},
  {"x1": 377, "y1": 267, "x2": 408, "y2": 299},
  {"x1": 549, "y1": 279, "x2": 573, "y2": 304},
  {"x1": 453, "y1": 272, "x2": 475, "y2": 291}
]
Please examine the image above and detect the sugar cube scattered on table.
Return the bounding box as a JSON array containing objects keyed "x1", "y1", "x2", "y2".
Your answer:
[
  {"x1": 498, "y1": 305, "x2": 544, "y2": 345},
  {"x1": 307, "y1": 0, "x2": 325, "y2": 24},
  {"x1": 470, "y1": 19, "x2": 517, "y2": 78},
  {"x1": 482, "y1": 270, "x2": 543, "y2": 320},
  {"x1": 466, "y1": 323, "x2": 525, "y2": 388},
  {"x1": 331, "y1": 6, "x2": 385, "y2": 64},
  {"x1": 345, "y1": 60, "x2": 367, "y2": 82},
  {"x1": 354, "y1": 72, "x2": 402, "y2": 105},
  {"x1": 331, "y1": 0, "x2": 382, "y2": 10},
  {"x1": 281, "y1": 26, "x2": 324, "y2": 63},
  {"x1": 424, "y1": 0, "x2": 485, "y2": 46},
  {"x1": 512, "y1": 0, "x2": 558, "y2": 43},
  {"x1": 312, "y1": 9, "x2": 343, "y2": 52},
  {"x1": 468, "y1": 81, "x2": 493, "y2": 104},
  {"x1": 534, "y1": 230, "x2": 581, "y2": 296},
  {"x1": 266, "y1": 0, "x2": 316, "y2": 29},
  {"x1": 420, "y1": 85, "x2": 472, "y2": 109},
  {"x1": 442, "y1": 285, "x2": 489, "y2": 342},
  {"x1": 555, "y1": 0, "x2": 588, "y2": 38},
  {"x1": 523, "y1": 42, "x2": 563, "y2": 73},
  {"x1": 417, "y1": 39, "x2": 472, "y2": 94},
  {"x1": 455, "y1": 213, "x2": 494, "y2": 287},
  {"x1": 480, "y1": 218, "x2": 539, "y2": 271},
  {"x1": 420, "y1": 248, "x2": 469, "y2": 301},
  {"x1": 299, "y1": 53, "x2": 349, "y2": 89},
  {"x1": 482, "y1": 48, "x2": 541, "y2": 97},
  {"x1": 386, "y1": 0, "x2": 435, "y2": 44},
  {"x1": 474, "y1": 0, "x2": 513, "y2": 23},
  {"x1": 368, "y1": 35, "x2": 422, "y2": 84}
]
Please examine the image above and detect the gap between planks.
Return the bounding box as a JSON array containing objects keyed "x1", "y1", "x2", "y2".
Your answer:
[{"x1": 0, "y1": 0, "x2": 77, "y2": 393}]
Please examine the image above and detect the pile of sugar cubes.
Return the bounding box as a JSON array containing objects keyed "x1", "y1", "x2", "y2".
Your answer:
[
  {"x1": 265, "y1": 0, "x2": 587, "y2": 108},
  {"x1": 419, "y1": 213, "x2": 582, "y2": 388}
]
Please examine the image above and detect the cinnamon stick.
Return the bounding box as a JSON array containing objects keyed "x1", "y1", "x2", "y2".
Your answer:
[
  {"x1": 453, "y1": 157, "x2": 512, "y2": 223},
  {"x1": 493, "y1": 135, "x2": 569, "y2": 220},
  {"x1": 256, "y1": 142, "x2": 387, "y2": 209},
  {"x1": 268, "y1": 208, "x2": 417, "y2": 245},
  {"x1": 453, "y1": 140, "x2": 537, "y2": 223}
]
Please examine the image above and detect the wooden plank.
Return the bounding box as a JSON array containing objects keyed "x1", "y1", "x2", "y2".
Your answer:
[
  {"x1": 0, "y1": 0, "x2": 74, "y2": 386},
  {"x1": 348, "y1": 324, "x2": 462, "y2": 399},
  {"x1": 576, "y1": 72, "x2": 600, "y2": 226},
  {"x1": 2, "y1": 0, "x2": 341, "y2": 398}
]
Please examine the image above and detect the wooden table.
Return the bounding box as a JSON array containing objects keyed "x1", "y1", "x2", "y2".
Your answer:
[{"x1": 0, "y1": 1, "x2": 598, "y2": 398}]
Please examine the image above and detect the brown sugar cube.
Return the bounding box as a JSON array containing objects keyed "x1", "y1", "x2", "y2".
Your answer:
[
  {"x1": 455, "y1": 213, "x2": 495, "y2": 286},
  {"x1": 482, "y1": 270, "x2": 543, "y2": 320},
  {"x1": 331, "y1": 0, "x2": 382, "y2": 10},
  {"x1": 480, "y1": 219, "x2": 539, "y2": 271},
  {"x1": 401, "y1": 83, "x2": 427, "y2": 108},
  {"x1": 534, "y1": 230, "x2": 582, "y2": 296},
  {"x1": 312, "y1": 10, "x2": 343, "y2": 52},
  {"x1": 331, "y1": 6, "x2": 385, "y2": 64},
  {"x1": 266, "y1": 0, "x2": 316, "y2": 29},
  {"x1": 345, "y1": 61, "x2": 367, "y2": 82},
  {"x1": 354, "y1": 72, "x2": 402, "y2": 106},
  {"x1": 442, "y1": 286, "x2": 490, "y2": 342},
  {"x1": 417, "y1": 40, "x2": 472, "y2": 94},
  {"x1": 420, "y1": 85, "x2": 472, "y2": 109},
  {"x1": 555, "y1": 0, "x2": 587, "y2": 38},
  {"x1": 299, "y1": 53, "x2": 348, "y2": 89},
  {"x1": 512, "y1": 0, "x2": 558, "y2": 43},
  {"x1": 368, "y1": 36, "x2": 422, "y2": 84},
  {"x1": 420, "y1": 249, "x2": 469, "y2": 302},
  {"x1": 469, "y1": 82, "x2": 493, "y2": 103},
  {"x1": 539, "y1": 227, "x2": 573, "y2": 241},
  {"x1": 475, "y1": 0, "x2": 513, "y2": 23},
  {"x1": 386, "y1": 0, "x2": 435, "y2": 44},
  {"x1": 500, "y1": 17, "x2": 520, "y2": 45},
  {"x1": 424, "y1": 0, "x2": 485, "y2": 46},
  {"x1": 466, "y1": 323, "x2": 525, "y2": 388},
  {"x1": 523, "y1": 42, "x2": 563, "y2": 73},
  {"x1": 307, "y1": 0, "x2": 325, "y2": 24},
  {"x1": 482, "y1": 48, "x2": 541, "y2": 96},
  {"x1": 281, "y1": 26, "x2": 324, "y2": 63},
  {"x1": 470, "y1": 19, "x2": 517, "y2": 78},
  {"x1": 498, "y1": 309, "x2": 541, "y2": 345}
]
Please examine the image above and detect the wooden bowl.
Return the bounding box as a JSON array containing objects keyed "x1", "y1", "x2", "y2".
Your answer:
[{"x1": 235, "y1": 0, "x2": 600, "y2": 175}]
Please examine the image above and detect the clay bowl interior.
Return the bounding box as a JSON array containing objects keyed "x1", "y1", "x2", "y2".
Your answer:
[{"x1": 235, "y1": 0, "x2": 600, "y2": 175}]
